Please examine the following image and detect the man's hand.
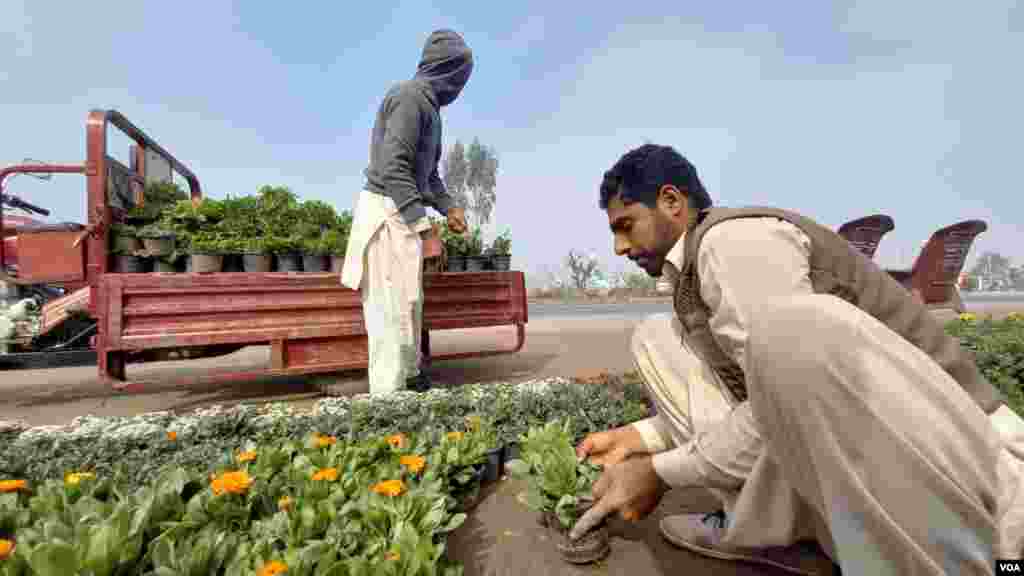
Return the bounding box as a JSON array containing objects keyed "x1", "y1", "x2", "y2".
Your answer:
[
  {"x1": 569, "y1": 455, "x2": 669, "y2": 540},
  {"x1": 447, "y1": 207, "x2": 467, "y2": 234},
  {"x1": 576, "y1": 425, "x2": 647, "y2": 467}
]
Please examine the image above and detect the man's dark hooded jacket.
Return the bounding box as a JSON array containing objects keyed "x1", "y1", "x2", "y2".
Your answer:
[{"x1": 363, "y1": 30, "x2": 473, "y2": 226}]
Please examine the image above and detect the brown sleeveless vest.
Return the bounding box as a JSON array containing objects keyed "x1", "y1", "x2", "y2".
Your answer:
[{"x1": 673, "y1": 206, "x2": 1003, "y2": 414}]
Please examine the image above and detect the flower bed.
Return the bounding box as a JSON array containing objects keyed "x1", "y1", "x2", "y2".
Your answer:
[{"x1": 0, "y1": 378, "x2": 648, "y2": 575}]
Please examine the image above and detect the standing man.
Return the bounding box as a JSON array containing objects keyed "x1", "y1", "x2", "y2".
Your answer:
[
  {"x1": 571, "y1": 144, "x2": 1024, "y2": 574},
  {"x1": 341, "y1": 30, "x2": 471, "y2": 395}
]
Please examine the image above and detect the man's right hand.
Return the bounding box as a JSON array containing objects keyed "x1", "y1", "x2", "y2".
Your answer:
[
  {"x1": 576, "y1": 425, "x2": 647, "y2": 467},
  {"x1": 447, "y1": 207, "x2": 467, "y2": 234}
]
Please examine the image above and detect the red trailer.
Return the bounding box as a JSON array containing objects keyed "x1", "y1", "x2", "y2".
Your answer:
[{"x1": 0, "y1": 110, "x2": 528, "y2": 389}]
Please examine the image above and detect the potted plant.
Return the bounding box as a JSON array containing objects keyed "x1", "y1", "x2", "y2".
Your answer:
[
  {"x1": 136, "y1": 223, "x2": 176, "y2": 257},
  {"x1": 507, "y1": 419, "x2": 609, "y2": 565},
  {"x1": 464, "y1": 227, "x2": 486, "y2": 272},
  {"x1": 267, "y1": 235, "x2": 301, "y2": 272},
  {"x1": 241, "y1": 237, "x2": 272, "y2": 273},
  {"x1": 490, "y1": 228, "x2": 511, "y2": 271},
  {"x1": 219, "y1": 237, "x2": 247, "y2": 272},
  {"x1": 323, "y1": 229, "x2": 348, "y2": 274},
  {"x1": 109, "y1": 222, "x2": 142, "y2": 256},
  {"x1": 300, "y1": 236, "x2": 330, "y2": 273},
  {"x1": 188, "y1": 231, "x2": 224, "y2": 273}
]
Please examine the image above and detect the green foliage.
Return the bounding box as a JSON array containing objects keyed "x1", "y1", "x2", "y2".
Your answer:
[
  {"x1": 506, "y1": 420, "x2": 602, "y2": 529},
  {"x1": 0, "y1": 433, "x2": 469, "y2": 575},
  {"x1": 946, "y1": 314, "x2": 1024, "y2": 413},
  {"x1": 464, "y1": 228, "x2": 483, "y2": 257},
  {"x1": 490, "y1": 229, "x2": 511, "y2": 256},
  {"x1": 322, "y1": 229, "x2": 348, "y2": 257},
  {"x1": 189, "y1": 231, "x2": 223, "y2": 255}
]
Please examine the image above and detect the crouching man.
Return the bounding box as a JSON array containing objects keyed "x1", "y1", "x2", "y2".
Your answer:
[{"x1": 572, "y1": 144, "x2": 1024, "y2": 575}]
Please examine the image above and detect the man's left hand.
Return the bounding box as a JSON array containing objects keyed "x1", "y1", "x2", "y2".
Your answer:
[{"x1": 569, "y1": 455, "x2": 669, "y2": 540}]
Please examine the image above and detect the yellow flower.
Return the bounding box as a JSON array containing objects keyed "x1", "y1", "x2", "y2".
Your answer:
[
  {"x1": 400, "y1": 455, "x2": 426, "y2": 474},
  {"x1": 0, "y1": 539, "x2": 14, "y2": 561},
  {"x1": 64, "y1": 472, "x2": 95, "y2": 487},
  {"x1": 372, "y1": 479, "x2": 406, "y2": 497},
  {"x1": 386, "y1": 434, "x2": 406, "y2": 449},
  {"x1": 959, "y1": 313, "x2": 977, "y2": 322},
  {"x1": 1008, "y1": 312, "x2": 1023, "y2": 322},
  {"x1": 465, "y1": 415, "x2": 482, "y2": 431},
  {"x1": 237, "y1": 450, "x2": 257, "y2": 464},
  {"x1": 167, "y1": 431, "x2": 177, "y2": 441},
  {"x1": 385, "y1": 550, "x2": 400, "y2": 561},
  {"x1": 278, "y1": 496, "x2": 292, "y2": 511},
  {"x1": 314, "y1": 434, "x2": 337, "y2": 449},
  {"x1": 0, "y1": 480, "x2": 28, "y2": 493},
  {"x1": 210, "y1": 470, "x2": 253, "y2": 496},
  {"x1": 257, "y1": 560, "x2": 288, "y2": 576},
  {"x1": 311, "y1": 468, "x2": 339, "y2": 482},
  {"x1": 446, "y1": 431, "x2": 463, "y2": 442}
]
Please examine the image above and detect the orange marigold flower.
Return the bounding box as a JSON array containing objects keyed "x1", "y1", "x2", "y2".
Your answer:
[
  {"x1": 386, "y1": 434, "x2": 406, "y2": 448},
  {"x1": 210, "y1": 470, "x2": 253, "y2": 496},
  {"x1": 64, "y1": 472, "x2": 95, "y2": 487},
  {"x1": 237, "y1": 450, "x2": 257, "y2": 464},
  {"x1": 311, "y1": 467, "x2": 339, "y2": 482},
  {"x1": 446, "y1": 431, "x2": 463, "y2": 442},
  {"x1": 167, "y1": 431, "x2": 177, "y2": 441},
  {"x1": 0, "y1": 539, "x2": 14, "y2": 560},
  {"x1": 278, "y1": 496, "x2": 292, "y2": 511},
  {"x1": 314, "y1": 434, "x2": 337, "y2": 449},
  {"x1": 372, "y1": 479, "x2": 406, "y2": 497},
  {"x1": 385, "y1": 550, "x2": 400, "y2": 561},
  {"x1": 0, "y1": 480, "x2": 28, "y2": 493},
  {"x1": 257, "y1": 560, "x2": 288, "y2": 576},
  {"x1": 399, "y1": 455, "x2": 426, "y2": 474}
]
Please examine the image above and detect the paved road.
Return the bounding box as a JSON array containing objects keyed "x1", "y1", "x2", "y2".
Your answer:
[
  {"x1": 529, "y1": 293, "x2": 1024, "y2": 319},
  {"x1": 2, "y1": 297, "x2": 1021, "y2": 427}
]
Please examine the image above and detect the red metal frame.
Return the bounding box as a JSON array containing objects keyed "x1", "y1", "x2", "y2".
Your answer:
[
  {"x1": 837, "y1": 214, "x2": 895, "y2": 260},
  {"x1": 2, "y1": 109, "x2": 529, "y2": 389},
  {"x1": 886, "y1": 219, "x2": 986, "y2": 312}
]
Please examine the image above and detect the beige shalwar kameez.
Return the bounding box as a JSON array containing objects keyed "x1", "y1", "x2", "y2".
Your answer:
[{"x1": 630, "y1": 217, "x2": 1024, "y2": 573}]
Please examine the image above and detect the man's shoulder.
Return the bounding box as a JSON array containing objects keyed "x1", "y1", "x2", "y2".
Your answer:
[
  {"x1": 697, "y1": 207, "x2": 813, "y2": 252},
  {"x1": 382, "y1": 80, "x2": 433, "y2": 109}
]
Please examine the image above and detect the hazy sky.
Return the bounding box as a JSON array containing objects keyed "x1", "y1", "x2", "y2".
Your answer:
[{"x1": 3, "y1": 0, "x2": 1021, "y2": 283}]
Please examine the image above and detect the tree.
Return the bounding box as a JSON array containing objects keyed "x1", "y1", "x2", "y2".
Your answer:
[
  {"x1": 622, "y1": 271, "x2": 657, "y2": 293},
  {"x1": 442, "y1": 138, "x2": 498, "y2": 229},
  {"x1": 442, "y1": 141, "x2": 468, "y2": 208},
  {"x1": 566, "y1": 250, "x2": 601, "y2": 291},
  {"x1": 465, "y1": 138, "x2": 498, "y2": 228}
]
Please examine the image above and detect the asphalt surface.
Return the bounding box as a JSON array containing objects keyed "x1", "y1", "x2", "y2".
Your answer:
[{"x1": 528, "y1": 292, "x2": 1024, "y2": 319}]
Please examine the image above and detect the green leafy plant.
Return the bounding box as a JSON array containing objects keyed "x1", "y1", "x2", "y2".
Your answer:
[
  {"x1": 300, "y1": 236, "x2": 331, "y2": 256},
  {"x1": 506, "y1": 419, "x2": 603, "y2": 529},
  {"x1": 322, "y1": 229, "x2": 348, "y2": 257},
  {"x1": 243, "y1": 237, "x2": 268, "y2": 255},
  {"x1": 189, "y1": 231, "x2": 223, "y2": 255},
  {"x1": 946, "y1": 314, "x2": 1024, "y2": 413},
  {"x1": 464, "y1": 227, "x2": 484, "y2": 257},
  {"x1": 491, "y1": 229, "x2": 511, "y2": 256}
]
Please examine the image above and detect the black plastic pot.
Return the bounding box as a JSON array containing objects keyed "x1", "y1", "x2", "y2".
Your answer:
[
  {"x1": 153, "y1": 260, "x2": 177, "y2": 273},
  {"x1": 275, "y1": 253, "x2": 302, "y2": 272},
  {"x1": 491, "y1": 255, "x2": 511, "y2": 271},
  {"x1": 243, "y1": 253, "x2": 273, "y2": 273},
  {"x1": 504, "y1": 442, "x2": 521, "y2": 461},
  {"x1": 483, "y1": 447, "x2": 503, "y2": 483},
  {"x1": 465, "y1": 256, "x2": 488, "y2": 272},
  {"x1": 446, "y1": 256, "x2": 466, "y2": 272},
  {"x1": 113, "y1": 255, "x2": 146, "y2": 273},
  {"x1": 302, "y1": 254, "x2": 329, "y2": 273},
  {"x1": 222, "y1": 254, "x2": 244, "y2": 272}
]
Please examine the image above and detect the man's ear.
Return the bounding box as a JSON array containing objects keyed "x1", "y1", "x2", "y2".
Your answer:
[{"x1": 656, "y1": 185, "x2": 688, "y2": 217}]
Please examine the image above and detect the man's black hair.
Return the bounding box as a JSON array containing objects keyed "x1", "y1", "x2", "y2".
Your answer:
[{"x1": 599, "y1": 144, "x2": 712, "y2": 213}]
